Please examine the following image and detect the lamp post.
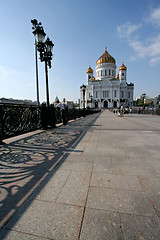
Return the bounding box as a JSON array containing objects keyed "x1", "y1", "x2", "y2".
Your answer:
[
  {"x1": 31, "y1": 19, "x2": 54, "y2": 108},
  {"x1": 90, "y1": 95, "x2": 93, "y2": 108},
  {"x1": 141, "y1": 93, "x2": 146, "y2": 107},
  {"x1": 31, "y1": 19, "x2": 41, "y2": 106},
  {"x1": 81, "y1": 85, "x2": 86, "y2": 108},
  {"x1": 81, "y1": 84, "x2": 86, "y2": 117}
]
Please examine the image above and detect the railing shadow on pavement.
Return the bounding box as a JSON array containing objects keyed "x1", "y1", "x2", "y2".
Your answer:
[{"x1": 0, "y1": 112, "x2": 101, "y2": 239}]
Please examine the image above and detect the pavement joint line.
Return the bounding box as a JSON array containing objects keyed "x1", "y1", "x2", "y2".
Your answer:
[
  {"x1": 54, "y1": 170, "x2": 72, "y2": 203},
  {"x1": 3, "y1": 228, "x2": 53, "y2": 240},
  {"x1": 82, "y1": 206, "x2": 158, "y2": 219},
  {"x1": 88, "y1": 185, "x2": 145, "y2": 192},
  {"x1": 34, "y1": 199, "x2": 84, "y2": 209},
  {"x1": 77, "y1": 163, "x2": 94, "y2": 240}
]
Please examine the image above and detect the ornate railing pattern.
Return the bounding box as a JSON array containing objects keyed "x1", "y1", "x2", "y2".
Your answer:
[
  {"x1": 0, "y1": 104, "x2": 41, "y2": 140},
  {"x1": 0, "y1": 103, "x2": 101, "y2": 142}
]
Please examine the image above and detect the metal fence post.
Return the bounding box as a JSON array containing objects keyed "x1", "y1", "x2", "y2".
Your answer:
[
  {"x1": 0, "y1": 105, "x2": 4, "y2": 144},
  {"x1": 73, "y1": 107, "x2": 76, "y2": 120},
  {"x1": 49, "y1": 104, "x2": 56, "y2": 128},
  {"x1": 41, "y1": 103, "x2": 48, "y2": 129}
]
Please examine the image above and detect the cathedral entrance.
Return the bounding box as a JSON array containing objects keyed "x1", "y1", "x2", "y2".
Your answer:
[
  {"x1": 104, "y1": 101, "x2": 108, "y2": 108},
  {"x1": 113, "y1": 101, "x2": 117, "y2": 108},
  {"x1": 95, "y1": 102, "x2": 98, "y2": 108}
]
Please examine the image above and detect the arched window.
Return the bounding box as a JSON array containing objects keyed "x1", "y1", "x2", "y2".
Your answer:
[{"x1": 109, "y1": 70, "x2": 111, "y2": 75}]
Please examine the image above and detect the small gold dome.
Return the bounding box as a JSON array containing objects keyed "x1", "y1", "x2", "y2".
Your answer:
[
  {"x1": 96, "y1": 47, "x2": 116, "y2": 66},
  {"x1": 115, "y1": 73, "x2": 119, "y2": 79},
  {"x1": 119, "y1": 62, "x2": 127, "y2": 71},
  {"x1": 93, "y1": 76, "x2": 95, "y2": 80},
  {"x1": 86, "y1": 65, "x2": 93, "y2": 73}
]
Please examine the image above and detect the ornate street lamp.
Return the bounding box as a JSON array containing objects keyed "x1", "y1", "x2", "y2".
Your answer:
[
  {"x1": 31, "y1": 19, "x2": 54, "y2": 108},
  {"x1": 81, "y1": 84, "x2": 86, "y2": 109},
  {"x1": 31, "y1": 19, "x2": 44, "y2": 106},
  {"x1": 81, "y1": 84, "x2": 86, "y2": 117},
  {"x1": 141, "y1": 93, "x2": 146, "y2": 107}
]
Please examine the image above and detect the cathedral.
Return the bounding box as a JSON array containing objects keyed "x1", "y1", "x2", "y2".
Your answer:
[{"x1": 80, "y1": 47, "x2": 134, "y2": 109}]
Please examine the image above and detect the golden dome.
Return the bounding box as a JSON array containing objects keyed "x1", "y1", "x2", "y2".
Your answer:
[
  {"x1": 86, "y1": 65, "x2": 93, "y2": 73},
  {"x1": 96, "y1": 47, "x2": 116, "y2": 66},
  {"x1": 93, "y1": 76, "x2": 95, "y2": 80},
  {"x1": 115, "y1": 73, "x2": 119, "y2": 79},
  {"x1": 119, "y1": 62, "x2": 127, "y2": 71}
]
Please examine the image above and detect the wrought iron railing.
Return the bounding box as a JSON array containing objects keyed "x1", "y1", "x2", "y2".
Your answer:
[
  {"x1": 0, "y1": 103, "x2": 101, "y2": 142},
  {"x1": 0, "y1": 104, "x2": 41, "y2": 141},
  {"x1": 131, "y1": 107, "x2": 160, "y2": 115}
]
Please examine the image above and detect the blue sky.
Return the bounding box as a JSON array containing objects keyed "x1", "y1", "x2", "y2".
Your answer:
[{"x1": 0, "y1": 0, "x2": 160, "y2": 103}]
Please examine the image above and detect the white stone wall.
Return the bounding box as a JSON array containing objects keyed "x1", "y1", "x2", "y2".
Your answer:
[
  {"x1": 95, "y1": 63, "x2": 116, "y2": 80},
  {"x1": 86, "y1": 72, "x2": 93, "y2": 85},
  {"x1": 119, "y1": 69, "x2": 127, "y2": 81}
]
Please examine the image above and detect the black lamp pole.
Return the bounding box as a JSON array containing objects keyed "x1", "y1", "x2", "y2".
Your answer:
[
  {"x1": 31, "y1": 19, "x2": 54, "y2": 108},
  {"x1": 45, "y1": 60, "x2": 49, "y2": 107},
  {"x1": 142, "y1": 93, "x2": 146, "y2": 107},
  {"x1": 82, "y1": 85, "x2": 86, "y2": 108},
  {"x1": 31, "y1": 19, "x2": 40, "y2": 106}
]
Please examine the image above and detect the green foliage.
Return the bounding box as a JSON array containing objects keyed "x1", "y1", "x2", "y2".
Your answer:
[{"x1": 136, "y1": 98, "x2": 143, "y2": 106}]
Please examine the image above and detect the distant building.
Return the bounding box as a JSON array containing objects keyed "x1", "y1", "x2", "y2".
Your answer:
[
  {"x1": 0, "y1": 98, "x2": 37, "y2": 105},
  {"x1": 64, "y1": 101, "x2": 74, "y2": 109},
  {"x1": 80, "y1": 47, "x2": 134, "y2": 109},
  {"x1": 77, "y1": 99, "x2": 80, "y2": 105}
]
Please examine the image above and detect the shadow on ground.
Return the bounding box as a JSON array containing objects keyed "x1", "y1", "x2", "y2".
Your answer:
[{"x1": 0, "y1": 113, "x2": 100, "y2": 238}]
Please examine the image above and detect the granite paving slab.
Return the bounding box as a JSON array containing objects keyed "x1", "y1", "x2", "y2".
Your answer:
[
  {"x1": 4, "y1": 200, "x2": 84, "y2": 240},
  {"x1": 138, "y1": 176, "x2": 160, "y2": 218},
  {"x1": 147, "y1": 158, "x2": 160, "y2": 175},
  {"x1": 0, "y1": 229, "x2": 48, "y2": 240},
  {"x1": 120, "y1": 213, "x2": 160, "y2": 240},
  {"x1": 60, "y1": 161, "x2": 93, "y2": 172},
  {"x1": 90, "y1": 173, "x2": 143, "y2": 191},
  {"x1": 80, "y1": 208, "x2": 123, "y2": 240},
  {"x1": 34, "y1": 170, "x2": 71, "y2": 202},
  {"x1": 114, "y1": 164, "x2": 159, "y2": 177},
  {"x1": 56, "y1": 171, "x2": 91, "y2": 206},
  {"x1": 87, "y1": 186, "x2": 156, "y2": 217},
  {"x1": 66, "y1": 154, "x2": 95, "y2": 163}
]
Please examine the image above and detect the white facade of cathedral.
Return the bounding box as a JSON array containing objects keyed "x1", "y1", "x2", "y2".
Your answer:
[{"x1": 80, "y1": 48, "x2": 134, "y2": 109}]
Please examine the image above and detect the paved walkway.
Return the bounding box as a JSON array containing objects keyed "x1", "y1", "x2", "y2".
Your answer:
[{"x1": 0, "y1": 111, "x2": 160, "y2": 239}]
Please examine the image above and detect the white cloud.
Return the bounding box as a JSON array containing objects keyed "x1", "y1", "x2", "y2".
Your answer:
[
  {"x1": 117, "y1": 22, "x2": 142, "y2": 39},
  {"x1": 148, "y1": 7, "x2": 160, "y2": 27},
  {"x1": 149, "y1": 56, "x2": 160, "y2": 66},
  {"x1": 128, "y1": 34, "x2": 160, "y2": 58},
  {"x1": 117, "y1": 11, "x2": 160, "y2": 66}
]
